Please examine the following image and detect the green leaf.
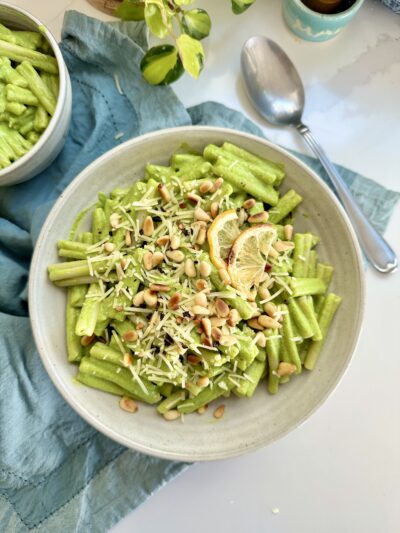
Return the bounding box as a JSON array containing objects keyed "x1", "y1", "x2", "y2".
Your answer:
[
  {"x1": 115, "y1": 0, "x2": 145, "y2": 20},
  {"x1": 182, "y1": 9, "x2": 211, "y2": 40},
  {"x1": 140, "y1": 44, "x2": 184, "y2": 85},
  {"x1": 176, "y1": 34, "x2": 204, "y2": 79},
  {"x1": 231, "y1": 0, "x2": 256, "y2": 15},
  {"x1": 144, "y1": 1, "x2": 170, "y2": 38}
]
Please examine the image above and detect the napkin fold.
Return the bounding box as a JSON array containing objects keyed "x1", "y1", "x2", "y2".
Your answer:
[{"x1": 0, "y1": 11, "x2": 398, "y2": 533}]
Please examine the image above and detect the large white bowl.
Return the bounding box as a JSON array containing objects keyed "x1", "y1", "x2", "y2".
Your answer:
[
  {"x1": 0, "y1": 2, "x2": 72, "y2": 186},
  {"x1": 29, "y1": 126, "x2": 365, "y2": 461}
]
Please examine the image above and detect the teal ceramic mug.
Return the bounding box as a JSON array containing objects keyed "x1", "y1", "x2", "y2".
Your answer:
[{"x1": 282, "y1": 0, "x2": 365, "y2": 42}]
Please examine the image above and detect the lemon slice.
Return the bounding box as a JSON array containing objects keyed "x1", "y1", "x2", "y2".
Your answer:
[
  {"x1": 228, "y1": 224, "x2": 277, "y2": 295},
  {"x1": 207, "y1": 210, "x2": 240, "y2": 269}
]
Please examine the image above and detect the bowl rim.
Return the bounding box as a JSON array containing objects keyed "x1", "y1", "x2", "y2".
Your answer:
[
  {"x1": 0, "y1": 1, "x2": 69, "y2": 183},
  {"x1": 29, "y1": 125, "x2": 365, "y2": 461}
]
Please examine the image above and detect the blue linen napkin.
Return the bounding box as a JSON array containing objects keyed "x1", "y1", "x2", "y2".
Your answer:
[{"x1": 0, "y1": 11, "x2": 398, "y2": 533}]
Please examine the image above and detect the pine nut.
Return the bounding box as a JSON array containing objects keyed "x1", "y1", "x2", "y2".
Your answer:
[
  {"x1": 243, "y1": 198, "x2": 256, "y2": 209},
  {"x1": 210, "y1": 202, "x2": 219, "y2": 218},
  {"x1": 195, "y1": 292, "x2": 208, "y2": 307},
  {"x1": 199, "y1": 180, "x2": 213, "y2": 194},
  {"x1": 210, "y1": 317, "x2": 226, "y2": 328},
  {"x1": 136, "y1": 322, "x2": 145, "y2": 330},
  {"x1": 133, "y1": 291, "x2": 145, "y2": 307},
  {"x1": 277, "y1": 362, "x2": 297, "y2": 377},
  {"x1": 201, "y1": 317, "x2": 212, "y2": 337},
  {"x1": 166, "y1": 250, "x2": 185, "y2": 263},
  {"x1": 143, "y1": 216, "x2": 154, "y2": 236},
  {"x1": 248, "y1": 211, "x2": 269, "y2": 224},
  {"x1": 211, "y1": 327, "x2": 222, "y2": 341},
  {"x1": 258, "y1": 285, "x2": 271, "y2": 300},
  {"x1": 268, "y1": 247, "x2": 279, "y2": 258},
  {"x1": 170, "y1": 234, "x2": 180, "y2": 250},
  {"x1": 248, "y1": 317, "x2": 265, "y2": 331},
  {"x1": 184, "y1": 258, "x2": 196, "y2": 278},
  {"x1": 274, "y1": 240, "x2": 295, "y2": 253},
  {"x1": 149, "y1": 283, "x2": 170, "y2": 292},
  {"x1": 158, "y1": 183, "x2": 171, "y2": 202},
  {"x1": 215, "y1": 298, "x2": 230, "y2": 318},
  {"x1": 195, "y1": 279, "x2": 210, "y2": 292},
  {"x1": 119, "y1": 396, "x2": 138, "y2": 413},
  {"x1": 104, "y1": 242, "x2": 115, "y2": 253},
  {"x1": 152, "y1": 251, "x2": 164, "y2": 267},
  {"x1": 199, "y1": 261, "x2": 212, "y2": 277},
  {"x1": 187, "y1": 192, "x2": 202, "y2": 204},
  {"x1": 125, "y1": 230, "x2": 132, "y2": 247},
  {"x1": 194, "y1": 206, "x2": 211, "y2": 222},
  {"x1": 163, "y1": 410, "x2": 181, "y2": 421},
  {"x1": 123, "y1": 330, "x2": 138, "y2": 342},
  {"x1": 211, "y1": 177, "x2": 223, "y2": 192},
  {"x1": 81, "y1": 335, "x2": 95, "y2": 346},
  {"x1": 219, "y1": 335, "x2": 237, "y2": 347},
  {"x1": 196, "y1": 227, "x2": 207, "y2": 245},
  {"x1": 258, "y1": 315, "x2": 282, "y2": 329},
  {"x1": 123, "y1": 353, "x2": 133, "y2": 366},
  {"x1": 168, "y1": 292, "x2": 181, "y2": 310},
  {"x1": 192, "y1": 305, "x2": 210, "y2": 316},
  {"x1": 143, "y1": 251, "x2": 153, "y2": 270},
  {"x1": 197, "y1": 376, "x2": 210, "y2": 387},
  {"x1": 284, "y1": 224, "x2": 293, "y2": 241},
  {"x1": 144, "y1": 289, "x2": 157, "y2": 308},
  {"x1": 218, "y1": 268, "x2": 231, "y2": 285},
  {"x1": 197, "y1": 405, "x2": 208, "y2": 414},
  {"x1": 156, "y1": 235, "x2": 170, "y2": 247},
  {"x1": 238, "y1": 208, "x2": 247, "y2": 226},
  {"x1": 116, "y1": 262, "x2": 124, "y2": 281},
  {"x1": 227, "y1": 308, "x2": 240, "y2": 327},
  {"x1": 254, "y1": 332, "x2": 266, "y2": 348},
  {"x1": 264, "y1": 302, "x2": 277, "y2": 318},
  {"x1": 187, "y1": 354, "x2": 201, "y2": 364},
  {"x1": 213, "y1": 404, "x2": 225, "y2": 419},
  {"x1": 109, "y1": 213, "x2": 120, "y2": 228}
]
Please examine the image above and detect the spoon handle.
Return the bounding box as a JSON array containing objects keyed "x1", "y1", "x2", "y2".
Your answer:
[{"x1": 296, "y1": 122, "x2": 397, "y2": 273}]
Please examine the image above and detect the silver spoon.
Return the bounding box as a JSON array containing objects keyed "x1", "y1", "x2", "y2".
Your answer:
[{"x1": 241, "y1": 36, "x2": 397, "y2": 274}]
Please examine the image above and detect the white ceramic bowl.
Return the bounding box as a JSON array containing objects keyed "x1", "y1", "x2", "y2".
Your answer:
[
  {"x1": 0, "y1": 2, "x2": 72, "y2": 187},
  {"x1": 29, "y1": 126, "x2": 365, "y2": 461}
]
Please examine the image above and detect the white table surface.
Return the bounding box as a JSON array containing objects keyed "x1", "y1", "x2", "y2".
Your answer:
[{"x1": 13, "y1": 0, "x2": 400, "y2": 531}]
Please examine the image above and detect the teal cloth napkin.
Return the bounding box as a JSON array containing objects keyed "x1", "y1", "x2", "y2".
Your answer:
[{"x1": 0, "y1": 11, "x2": 398, "y2": 533}]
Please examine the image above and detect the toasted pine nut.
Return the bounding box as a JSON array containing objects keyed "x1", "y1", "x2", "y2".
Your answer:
[
  {"x1": 218, "y1": 268, "x2": 231, "y2": 285},
  {"x1": 163, "y1": 410, "x2": 181, "y2": 421},
  {"x1": 143, "y1": 251, "x2": 153, "y2": 270},
  {"x1": 210, "y1": 317, "x2": 226, "y2": 328},
  {"x1": 104, "y1": 242, "x2": 115, "y2": 253},
  {"x1": 109, "y1": 213, "x2": 120, "y2": 228},
  {"x1": 227, "y1": 308, "x2": 240, "y2": 327},
  {"x1": 211, "y1": 327, "x2": 222, "y2": 341},
  {"x1": 184, "y1": 258, "x2": 196, "y2": 278},
  {"x1": 195, "y1": 279, "x2": 210, "y2": 292},
  {"x1": 152, "y1": 251, "x2": 164, "y2": 267},
  {"x1": 199, "y1": 261, "x2": 212, "y2": 277},
  {"x1": 264, "y1": 302, "x2": 277, "y2": 318},
  {"x1": 143, "y1": 216, "x2": 154, "y2": 236},
  {"x1": 210, "y1": 177, "x2": 223, "y2": 192},
  {"x1": 248, "y1": 211, "x2": 269, "y2": 224},
  {"x1": 258, "y1": 284, "x2": 271, "y2": 300},
  {"x1": 195, "y1": 292, "x2": 208, "y2": 307},
  {"x1": 125, "y1": 230, "x2": 132, "y2": 247},
  {"x1": 192, "y1": 305, "x2": 210, "y2": 316},
  {"x1": 156, "y1": 235, "x2": 170, "y2": 246},
  {"x1": 199, "y1": 180, "x2": 213, "y2": 194},
  {"x1": 248, "y1": 317, "x2": 265, "y2": 331},
  {"x1": 194, "y1": 206, "x2": 211, "y2": 222},
  {"x1": 198, "y1": 405, "x2": 208, "y2": 414},
  {"x1": 215, "y1": 298, "x2": 230, "y2": 318},
  {"x1": 274, "y1": 240, "x2": 295, "y2": 253},
  {"x1": 123, "y1": 330, "x2": 138, "y2": 342},
  {"x1": 201, "y1": 317, "x2": 212, "y2": 337},
  {"x1": 187, "y1": 354, "x2": 201, "y2": 364},
  {"x1": 219, "y1": 335, "x2": 237, "y2": 347},
  {"x1": 213, "y1": 404, "x2": 225, "y2": 419},
  {"x1": 136, "y1": 322, "x2": 145, "y2": 330},
  {"x1": 284, "y1": 224, "x2": 293, "y2": 241},
  {"x1": 243, "y1": 198, "x2": 256, "y2": 209},
  {"x1": 144, "y1": 289, "x2": 157, "y2": 308},
  {"x1": 119, "y1": 396, "x2": 138, "y2": 413},
  {"x1": 81, "y1": 335, "x2": 95, "y2": 346},
  {"x1": 166, "y1": 250, "x2": 185, "y2": 263},
  {"x1": 170, "y1": 234, "x2": 180, "y2": 250},
  {"x1": 168, "y1": 292, "x2": 181, "y2": 310},
  {"x1": 258, "y1": 315, "x2": 282, "y2": 329},
  {"x1": 210, "y1": 202, "x2": 219, "y2": 218},
  {"x1": 268, "y1": 247, "x2": 279, "y2": 258},
  {"x1": 187, "y1": 192, "x2": 202, "y2": 204},
  {"x1": 197, "y1": 376, "x2": 210, "y2": 387},
  {"x1": 149, "y1": 283, "x2": 170, "y2": 292},
  {"x1": 254, "y1": 332, "x2": 266, "y2": 348},
  {"x1": 238, "y1": 208, "x2": 247, "y2": 226},
  {"x1": 123, "y1": 352, "x2": 133, "y2": 366},
  {"x1": 196, "y1": 227, "x2": 207, "y2": 245},
  {"x1": 133, "y1": 291, "x2": 145, "y2": 307},
  {"x1": 277, "y1": 362, "x2": 297, "y2": 377},
  {"x1": 158, "y1": 183, "x2": 171, "y2": 202}
]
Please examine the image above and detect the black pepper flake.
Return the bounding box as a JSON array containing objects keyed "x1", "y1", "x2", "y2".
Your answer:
[{"x1": 264, "y1": 263, "x2": 272, "y2": 272}]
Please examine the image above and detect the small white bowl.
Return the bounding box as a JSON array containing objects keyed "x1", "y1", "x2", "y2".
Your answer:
[
  {"x1": 29, "y1": 126, "x2": 365, "y2": 461},
  {"x1": 0, "y1": 2, "x2": 72, "y2": 187}
]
